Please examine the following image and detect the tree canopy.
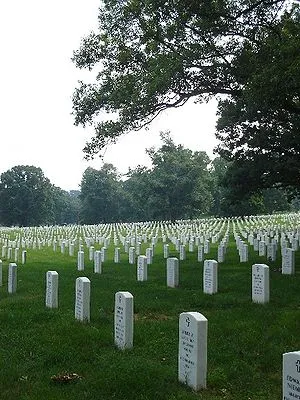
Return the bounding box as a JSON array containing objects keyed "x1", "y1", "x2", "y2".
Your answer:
[{"x1": 72, "y1": 0, "x2": 300, "y2": 196}]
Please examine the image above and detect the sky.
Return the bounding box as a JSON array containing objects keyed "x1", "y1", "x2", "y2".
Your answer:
[{"x1": 0, "y1": 0, "x2": 219, "y2": 192}]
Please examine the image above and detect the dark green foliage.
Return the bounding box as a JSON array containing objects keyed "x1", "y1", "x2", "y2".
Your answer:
[
  {"x1": 72, "y1": 0, "x2": 300, "y2": 197},
  {"x1": 0, "y1": 166, "x2": 54, "y2": 226}
]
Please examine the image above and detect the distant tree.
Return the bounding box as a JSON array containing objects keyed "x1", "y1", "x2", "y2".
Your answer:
[
  {"x1": 145, "y1": 132, "x2": 213, "y2": 220},
  {"x1": 50, "y1": 187, "x2": 81, "y2": 225},
  {"x1": 0, "y1": 165, "x2": 54, "y2": 226},
  {"x1": 80, "y1": 164, "x2": 121, "y2": 223},
  {"x1": 121, "y1": 166, "x2": 152, "y2": 221}
]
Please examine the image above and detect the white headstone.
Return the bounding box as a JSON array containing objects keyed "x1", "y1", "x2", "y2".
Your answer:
[
  {"x1": 77, "y1": 251, "x2": 85, "y2": 271},
  {"x1": 252, "y1": 264, "x2": 269, "y2": 303},
  {"x1": 75, "y1": 277, "x2": 91, "y2": 322},
  {"x1": 179, "y1": 245, "x2": 186, "y2": 261},
  {"x1": 46, "y1": 271, "x2": 58, "y2": 308},
  {"x1": 114, "y1": 291, "x2": 134, "y2": 350},
  {"x1": 163, "y1": 244, "x2": 169, "y2": 259},
  {"x1": 203, "y1": 260, "x2": 218, "y2": 295},
  {"x1": 137, "y1": 255, "x2": 148, "y2": 281},
  {"x1": 21, "y1": 250, "x2": 27, "y2": 264},
  {"x1": 114, "y1": 247, "x2": 120, "y2": 263},
  {"x1": 204, "y1": 240, "x2": 210, "y2": 254},
  {"x1": 167, "y1": 257, "x2": 179, "y2": 288},
  {"x1": 129, "y1": 247, "x2": 136, "y2": 264},
  {"x1": 178, "y1": 312, "x2": 207, "y2": 391},
  {"x1": 282, "y1": 248, "x2": 295, "y2": 275},
  {"x1": 94, "y1": 250, "x2": 102, "y2": 274},
  {"x1": 146, "y1": 248, "x2": 153, "y2": 265},
  {"x1": 283, "y1": 351, "x2": 300, "y2": 400},
  {"x1": 197, "y1": 245, "x2": 203, "y2": 262},
  {"x1": 89, "y1": 246, "x2": 95, "y2": 261},
  {"x1": 8, "y1": 263, "x2": 17, "y2": 294}
]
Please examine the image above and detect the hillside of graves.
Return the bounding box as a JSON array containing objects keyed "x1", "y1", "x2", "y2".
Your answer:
[{"x1": 0, "y1": 214, "x2": 299, "y2": 400}]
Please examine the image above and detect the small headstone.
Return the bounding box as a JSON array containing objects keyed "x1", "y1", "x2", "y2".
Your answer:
[
  {"x1": 282, "y1": 248, "x2": 295, "y2": 275},
  {"x1": 163, "y1": 244, "x2": 169, "y2": 259},
  {"x1": 21, "y1": 250, "x2": 27, "y2": 264},
  {"x1": 75, "y1": 277, "x2": 91, "y2": 322},
  {"x1": 114, "y1": 291, "x2": 134, "y2": 350},
  {"x1": 203, "y1": 260, "x2": 218, "y2": 295},
  {"x1": 89, "y1": 246, "x2": 95, "y2": 261},
  {"x1": 94, "y1": 250, "x2": 102, "y2": 274},
  {"x1": 77, "y1": 251, "x2": 84, "y2": 271},
  {"x1": 197, "y1": 245, "x2": 203, "y2": 262},
  {"x1": 8, "y1": 263, "x2": 17, "y2": 294},
  {"x1": 146, "y1": 248, "x2": 153, "y2": 265},
  {"x1": 114, "y1": 247, "x2": 120, "y2": 263},
  {"x1": 178, "y1": 312, "x2": 207, "y2": 391},
  {"x1": 179, "y1": 245, "x2": 186, "y2": 261},
  {"x1": 204, "y1": 240, "x2": 210, "y2": 254},
  {"x1": 282, "y1": 351, "x2": 300, "y2": 400},
  {"x1": 137, "y1": 255, "x2": 148, "y2": 281},
  {"x1": 252, "y1": 264, "x2": 269, "y2": 304},
  {"x1": 129, "y1": 247, "x2": 136, "y2": 264},
  {"x1": 167, "y1": 257, "x2": 179, "y2": 288},
  {"x1": 46, "y1": 271, "x2": 58, "y2": 308}
]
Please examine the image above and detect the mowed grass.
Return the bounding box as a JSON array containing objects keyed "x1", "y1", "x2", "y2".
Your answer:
[{"x1": 0, "y1": 236, "x2": 299, "y2": 400}]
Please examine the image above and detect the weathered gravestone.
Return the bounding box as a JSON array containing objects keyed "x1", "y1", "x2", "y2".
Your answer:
[
  {"x1": 203, "y1": 260, "x2": 218, "y2": 295},
  {"x1": 167, "y1": 257, "x2": 179, "y2": 288},
  {"x1": 89, "y1": 246, "x2": 95, "y2": 261},
  {"x1": 94, "y1": 250, "x2": 102, "y2": 274},
  {"x1": 114, "y1": 291, "x2": 134, "y2": 350},
  {"x1": 146, "y1": 248, "x2": 153, "y2": 265},
  {"x1": 282, "y1": 248, "x2": 295, "y2": 275},
  {"x1": 252, "y1": 264, "x2": 269, "y2": 304},
  {"x1": 75, "y1": 277, "x2": 91, "y2": 322},
  {"x1": 21, "y1": 250, "x2": 27, "y2": 264},
  {"x1": 179, "y1": 245, "x2": 186, "y2": 261},
  {"x1": 77, "y1": 250, "x2": 85, "y2": 271},
  {"x1": 164, "y1": 244, "x2": 169, "y2": 259},
  {"x1": 129, "y1": 247, "x2": 136, "y2": 264},
  {"x1": 46, "y1": 271, "x2": 58, "y2": 308},
  {"x1": 114, "y1": 247, "x2": 120, "y2": 263},
  {"x1": 8, "y1": 263, "x2": 17, "y2": 294},
  {"x1": 137, "y1": 255, "x2": 148, "y2": 281},
  {"x1": 282, "y1": 351, "x2": 300, "y2": 400},
  {"x1": 198, "y1": 245, "x2": 204, "y2": 262},
  {"x1": 178, "y1": 312, "x2": 207, "y2": 391}
]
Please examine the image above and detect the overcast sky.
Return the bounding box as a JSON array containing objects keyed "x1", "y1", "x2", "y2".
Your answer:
[{"x1": 0, "y1": 0, "x2": 219, "y2": 192}]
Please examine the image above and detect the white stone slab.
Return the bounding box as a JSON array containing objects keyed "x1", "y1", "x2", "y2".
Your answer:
[
  {"x1": 94, "y1": 250, "x2": 102, "y2": 274},
  {"x1": 137, "y1": 255, "x2": 148, "y2": 281},
  {"x1": 114, "y1": 247, "x2": 120, "y2": 263},
  {"x1": 75, "y1": 277, "x2": 90, "y2": 322},
  {"x1": 167, "y1": 257, "x2": 179, "y2": 288},
  {"x1": 114, "y1": 291, "x2": 133, "y2": 350},
  {"x1": 252, "y1": 264, "x2": 269, "y2": 303},
  {"x1": 46, "y1": 271, "x2": 58, "y2": 308},
  {"x1": 203, "y1": 260, "x2": 218, "y2": 295},
  {"x1": 77, "y1": 251, "x2": 84, "y2": 271},
  {"x1": 283, "y1": 351, "x2": 300, "y2": 400},
  {"x1": 178, "y1": 312, "x2": 207, "y2": 391},
  {"x1": 8, "y1": 263, "x2": 17, "y2": 294}
]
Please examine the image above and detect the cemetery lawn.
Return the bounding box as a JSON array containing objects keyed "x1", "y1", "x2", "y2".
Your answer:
[{"x1": 0, "y1": 240, "x2": 299, "y2": 400}]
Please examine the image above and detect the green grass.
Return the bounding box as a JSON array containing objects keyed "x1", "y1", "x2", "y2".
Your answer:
[{"x1": 0, "y1": 230, "x2": 299, "y2": 400}]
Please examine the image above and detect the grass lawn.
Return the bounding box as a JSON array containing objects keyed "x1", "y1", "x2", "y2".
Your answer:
[{"x1": 0, "y1": 223, "x2": 299, "y2": 399}]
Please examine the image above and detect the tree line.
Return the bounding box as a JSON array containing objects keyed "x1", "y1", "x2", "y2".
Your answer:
[{"x1": 0, "y1": 133, "x2": 298, "y2": 227}]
